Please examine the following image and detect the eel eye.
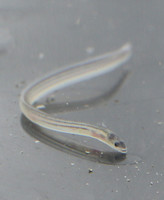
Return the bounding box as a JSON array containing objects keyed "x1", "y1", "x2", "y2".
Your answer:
[{"x1": 114, "y1": 142, "x2": 120, "y2": 147}]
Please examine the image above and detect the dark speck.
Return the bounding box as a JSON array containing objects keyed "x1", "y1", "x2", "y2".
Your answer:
[
  {"x1": 88, "y1": 168, "x2": 93, "y2": 173},
  {"x1": 114, "y1": 99, "x2": 119, "y2": 103}
]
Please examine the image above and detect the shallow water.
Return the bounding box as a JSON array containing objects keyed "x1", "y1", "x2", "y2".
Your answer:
[{"x1": 1, "y1": 0, "x2": 164, "y2": 199}]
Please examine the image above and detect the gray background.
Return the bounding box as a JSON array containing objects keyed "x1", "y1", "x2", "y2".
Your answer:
[{"x1": 1, "y1": 0, "x2": 164, "y2": 199}]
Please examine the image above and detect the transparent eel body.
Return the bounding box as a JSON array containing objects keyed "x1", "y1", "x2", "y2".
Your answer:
[{"x1": 20, "y1": 43, "x2": 132, "y2": 154}]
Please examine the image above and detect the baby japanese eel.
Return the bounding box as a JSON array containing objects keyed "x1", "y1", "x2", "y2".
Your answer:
[{"x1": 20, "y1": 43, "x2": 132, "y2": 154}]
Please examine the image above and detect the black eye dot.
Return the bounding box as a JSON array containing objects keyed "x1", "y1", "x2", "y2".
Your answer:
[{"x1": 114, "y1": 142, "x2": 120, "y2": 147}]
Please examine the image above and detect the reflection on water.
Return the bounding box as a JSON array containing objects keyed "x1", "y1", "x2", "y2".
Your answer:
[
  {"x1": 20, "y1": 70, "x2": 141, "y2": 165},
  {"x1": 35, "y1": 70, "x2": 129, "y2": 114},
  {"x1": 21, "y1": 115, "x2": 141, "y2": 165},
  {"x1": 21, "y1": 115, "x2": 127, "y2": 164}
]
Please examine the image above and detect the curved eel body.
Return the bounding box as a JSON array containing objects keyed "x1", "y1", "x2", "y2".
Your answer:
[{"x1": 19, "y1": 43, "x2": 132, "y2": 154}]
